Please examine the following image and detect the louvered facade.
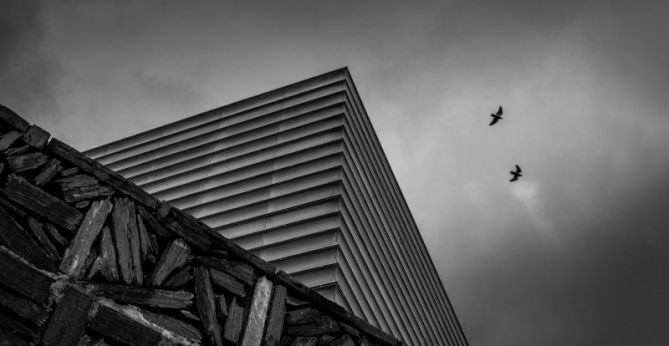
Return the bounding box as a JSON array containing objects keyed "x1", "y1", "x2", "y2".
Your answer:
[{"x1": 84, "y1": 68, "x2": 467, "y2": 345}]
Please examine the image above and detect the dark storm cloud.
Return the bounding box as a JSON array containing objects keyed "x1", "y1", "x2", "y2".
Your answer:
[
  {"x1": 0, "y1": 0, "x2": 61, "y2": 123},
  {"x1": 7, "y1": 1, "x2": 669, "y2": 345}
]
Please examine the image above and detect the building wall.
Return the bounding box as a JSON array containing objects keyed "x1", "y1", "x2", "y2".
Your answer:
[{"x1": 85, "y1": 68, "x2": 468, "y2": 345}]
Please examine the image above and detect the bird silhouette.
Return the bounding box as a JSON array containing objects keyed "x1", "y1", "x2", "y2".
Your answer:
[
  {"x1": 510, "y1": 164, "x2": 522, "y2": 182},
  {"x1": 489, "y1": 106, "x2": 503, "y2": 126}
]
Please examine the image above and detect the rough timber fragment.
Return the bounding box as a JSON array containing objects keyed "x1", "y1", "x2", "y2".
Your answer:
[
  {"x1": 149, "y1": 238, "x2": 190, "y2": 287},
  {"x1": 27, "y1": 216, "x2": 60, "y2": 262},
  {"x1": 86, "y1": 283, "x2": 194, "y2": 309},
  {"x1": 328, "y1": 334, "x2": 355, "y2": 346},
  {"x1": 47, "y1": 138, "x2": 159, "y2": 209},
  {"x1": 0, "y1": 313, "x2": 33, "y2": 337},
  {"x1": 0, "y1": 246, "x2": 54, "y2": 304},
  {"x1": 0, "y1": 205, "x2": 54, "y2": 271},
  {"x1": 137, "y1": 206, "x2": 171, "y2": 238},
  {"x1": 0, "y1": 329, "x2": 31, "y2": 346},
  {"x1": 42, "y1": 286, "x2": 93, "y2": 346},
  {"x1": 223, "y1": 296, "x2": 245, "y2": 344},
  {"x1": 0, "y1": 130, "x2": 23, "y2": 151},
  {"x1": 0, "y1": 286, "x2": 48, "y2": 326},
  {"x1": 111, "y1": 197, "x2": 134, "y2": 284},
  {"x1": 290, "y1": 337, "x2": 318, "y2": 346},
  {"x1": 7, "y1": 152, "x2": 50, "y2": 172},
  {"x1": 57, "y1": 174, "x2": 115, "y2": 203},
  {"x1": 22, "y1": 125, "x2": 50, "y2": 149},
  {"x1": 127, "y1": 201, "x2": 144, "y2": 285},
  {"x1": 209, "y1": 267, "x2": 246, "y2": 298},
  {"x1": 164, "y1": 266, "x2": 193, "y2": 289},
  {"x1": 0, "y1": 104, "x2": 30, "y2": 131},
  {"x1": 193, "y1": 266, "x2": 223, "y2": 346},
  {"x1": 5, "y1": 144, "x2": 30, "y2": 156},
  {"x1": 263, "y1": 285, "x2": 287, "y2": 346},
  {"x1": 0, "y1": 174, "x2": 83, "y2": 232},
  {"x1": 194, "y1": 256, "x2": 255, "y2": 285},
  {"x1": 140, "y1": 308, "x2": 203, "y2": 342},
  {"x1": 286, "y1": 315, "x2": 340, "y2": 336},
  {"x1": 60, "y1": 198, "x2": 113, "y2": 279},
  {"x1": 90, "y1": 303, "x2": 186, "y2": 346},
  {"x1": 34, "y1": 158, "x2": 63, "y2": 186},
  {"x1": 99, "y1": 226, "x2": 119, "y2": 281},
  {"x1": 241, "y1": 276, "x2": 273, "y2": 346}
]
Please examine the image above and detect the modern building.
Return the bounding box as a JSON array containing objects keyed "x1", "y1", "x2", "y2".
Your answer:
[{"x1": 85, "y1": 68, "x2": 468, "y2": 345}]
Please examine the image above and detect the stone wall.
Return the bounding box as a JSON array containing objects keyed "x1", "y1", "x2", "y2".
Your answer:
[{"x1": 0, "y1": 105, "x2": 400, "y2": 346}]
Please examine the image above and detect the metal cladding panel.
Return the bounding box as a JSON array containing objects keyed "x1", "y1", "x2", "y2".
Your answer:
[{"x1": 85, "y1": 67, "x2": 468, "y2": 345}]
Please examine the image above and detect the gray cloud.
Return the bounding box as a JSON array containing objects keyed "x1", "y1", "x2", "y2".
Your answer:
[
  {"x1": 0, "y1": 0, "x2": 62, "y2": 124},
  {"x1": 6, "y1": 1, "x2": 669, "y2": 344}
]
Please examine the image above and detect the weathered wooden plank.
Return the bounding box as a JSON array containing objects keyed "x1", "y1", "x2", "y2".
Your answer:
[
  {"x1": 286, "y1": 308, "x2": 323, "y2": 325},
  {"x1": 47, "y1": 138, "x2": 159, "y2": 209},
  {"x1": 90, "y1": 304, "x2": 181, "y2": 346},
  {"x1": 34, "y1": 158, "x2": 63, "y2": 187},
  {"x1": 328, "y1": 334, "x2": 355, "y2": 346},
  {"x1": 216, "y1": 294, "x2": 228, "y2": 320},
  {"x1": 0, "y1": 312, "x2": 34, "y2": 337},
  {"x1": 290, "y1": 337, "x2": 318, "y2": 346},
  {"x1": 60, "y1": 198, "x2": 112, "y2": 279},
  {"x1": 5, "y1": 144, "x2": 30, "y2": 156},
  {"x1": 0, "y1": 328, "x2": 31, "y2": 346},
  {"x1": 137, "y1": 206, "x2": 171, "y2": 238},
  {"x1": 45, "y1": 223, "x2": 68, "y2": 247},
  {"x1": 75, "y1": 200, "x2": 90, "y2": 209},
  {"x1": 286, "y1": 315, "x2": 339, "y2": 336},
  {"x1": 194, "y1": 256, "x2": 255, "y2": 286},
  {"x1": 264, "y1": 284, "x2": 287, "y2": 346},
  {"x1": 22, "y1": 125, "x2": 49, "y2": 150},
  {"x1": 0, "y1": 174, "x2": 83, "y2": 232},
  {"x1": 209, "y1": 267, "x2": 247, "y2": 298},
  {"x1": 286, "y1": 315, "x2": 339, "y2": 337},
  {"x1": 6, "y1": 152, "x2": 50, "y2": 172},
  {"x1": 0, "y1": 286, "x2": 48, "y2": 326},
  {"x1": 149, "y1": 238, "x2": 190, "y2": 287},
  {"x1": 60, "y1": 167, "x2": 78, "y2": 177},
  {"x1": 57, "y1": 174, "x2": 115, "y2": 203},
  {"x1": 27, "y1": 216, "x2": 60, "y2": 262},
  {"x1": 99, "y1": 226, "x2": 119, "y2": 282},
  {"x1": 85, "y1": 283, "x2": 193, "y2": 309},
  {"x1": 111, "y1": 197, "x2": 133, "y2": 284},
  {"x1": 136, "y1": 212, "x2": 152, "y2": 261},
  {"x1": 223, "y1": 296, "x2": 245, "y2": 345},
  {"x1": 87, "y1": 255, "x2": 103, "y2": 280},
  {"x1": 0, "y1": 205, "x2": 54, "y2": 271},
  {"x1": 193, "y1": 266, "x2": 222, "y2": 346},
  {"x1": 127, "y1": 201, "x2": 143, "y2": 286},
  {"x1": 0, "y1": 130, "x2": 22, "y2": 151},
  {"x1": 0, "y1": 104, "x2": 30, "y2": 131},
  {"x1": 0, "y1": 246, "x2": 54, "y2": 304},
  {"x1": 41, "y1": 286, "x2": 93, "y2": 346},
  {"x1": 0, "y1": 194, "x2": 26, "y2": 217},
  {"x1": 241, "y1": 276, "x2": 273, "y2": 346},
  {"x1": 162, "y1": 215, "x2": 211, "y2": 251},
  {"x1": 164, "y1": 266, "x2": 193, "y2": 289},
  {"x1": 319, "y1": 335, "x2": 336, "y2": 345},
  {"x1": 141, "y1": 308, "x2": 202, "y2": 342}
]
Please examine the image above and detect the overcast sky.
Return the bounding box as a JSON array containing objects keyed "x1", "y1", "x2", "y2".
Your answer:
[{"x1": 2, "y1": 1, "x2": 669, "y2": 345}]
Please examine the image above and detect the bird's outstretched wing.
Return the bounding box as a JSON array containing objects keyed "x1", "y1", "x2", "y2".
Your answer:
[
  {"x1": 489, "y1": 116, "x2": 499, "y2": 126},
  {"x1": 515, "y1": 165, "x2": 522, "y2": 173},
  {"x1": 510, "y1": 175, "x2": 519, "y2": 182},
  {"x1": 497, "y1": 106, "x2": 503, "y2": 116}
]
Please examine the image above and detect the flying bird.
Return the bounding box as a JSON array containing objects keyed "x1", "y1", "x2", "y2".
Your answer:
[
  {"x1": 510, "y1": 164, "x2": 522, "y2": 182},
  {"x1": 489, "y1": 106, "x2": 503, "y2": 126}
]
